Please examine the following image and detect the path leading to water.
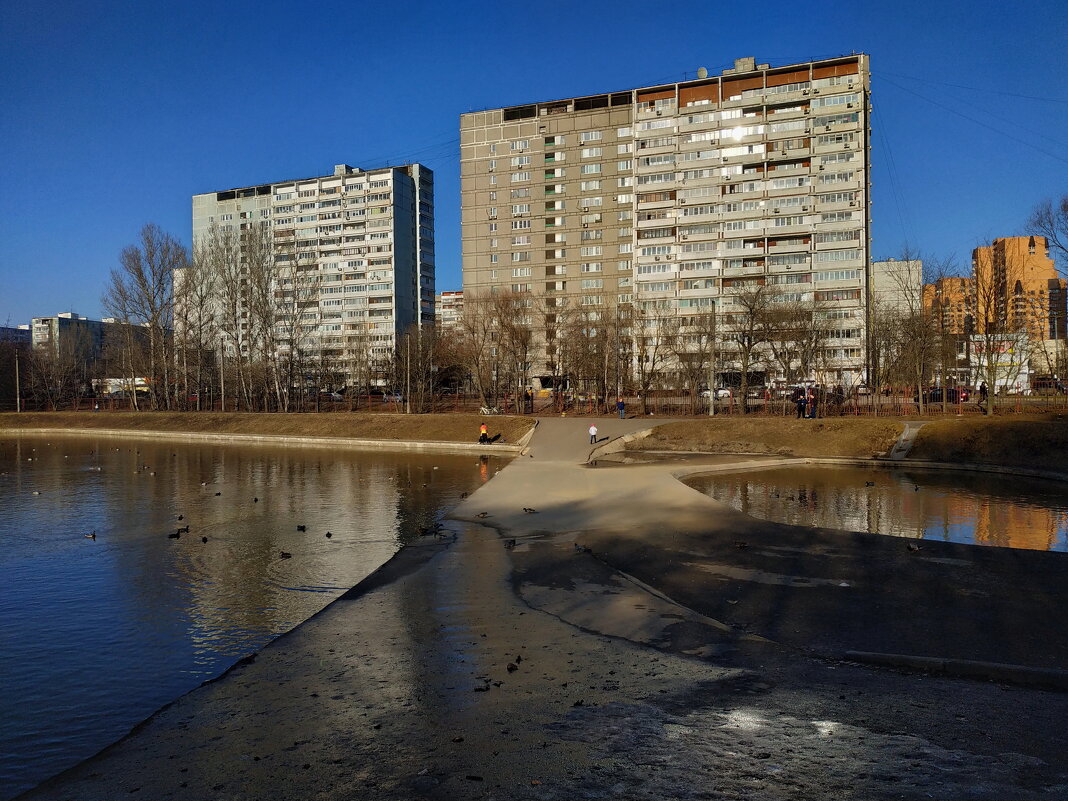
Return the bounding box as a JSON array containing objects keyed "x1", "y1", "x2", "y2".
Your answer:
[{"x1": 20, "y1": 418, "x2": 1068, "y2": 800}]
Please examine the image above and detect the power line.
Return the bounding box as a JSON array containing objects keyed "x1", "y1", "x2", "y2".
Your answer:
[
  {"x1": 876, "y1": 75, "x2": 1068, "y2": 166},
  {"x1": 875, "y1": 72, "x2": 1068, "y2": 149},
  {"x1": 877, "y1": 70, "x2": 1068, "y2": 104}
]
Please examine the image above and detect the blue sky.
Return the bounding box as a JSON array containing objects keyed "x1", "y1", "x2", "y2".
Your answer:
[{"x1": 1, "y1": 0, "x2": 1066, "y2": 324}]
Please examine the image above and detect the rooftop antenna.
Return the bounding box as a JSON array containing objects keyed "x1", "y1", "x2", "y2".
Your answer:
[{"x1": 696, "y1": 67, "x2": 708, "y2": 79}]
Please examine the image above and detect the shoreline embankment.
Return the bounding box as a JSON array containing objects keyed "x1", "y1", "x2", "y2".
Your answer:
[{"x1": 13, "y1": 413, "x2": 1068, "y2": 800}]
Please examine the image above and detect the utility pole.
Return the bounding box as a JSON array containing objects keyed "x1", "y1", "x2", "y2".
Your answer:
[
  {"x1": 405, "y1": 333, "x2": 411, "y2": 415},
  {"x1": 708, "y1": 303, "x2": 716, "y2": 417},
  {"x1": 14, "y1": 348, "x2": 21, "y2": 413}
]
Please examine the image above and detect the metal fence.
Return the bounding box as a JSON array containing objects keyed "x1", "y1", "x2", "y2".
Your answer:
[{"x1": 4, "y1": 386, "x2": 1067, "y2": 417}]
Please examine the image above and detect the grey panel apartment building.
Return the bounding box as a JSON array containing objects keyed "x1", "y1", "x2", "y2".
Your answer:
[
  {"x1": 461, "y1": 55, "x2": 871, "y2": 387},
  {"x1": 191, "y1": 163, "x2": 434, "y2": 380}
]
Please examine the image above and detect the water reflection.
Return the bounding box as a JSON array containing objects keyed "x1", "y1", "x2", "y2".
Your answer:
[
  {"x1": 685, "y1": 465, "x2": 1068, "y2": 552},
  {"x1": 0, "y1": 434, "x2": 508, "y2": 799}
]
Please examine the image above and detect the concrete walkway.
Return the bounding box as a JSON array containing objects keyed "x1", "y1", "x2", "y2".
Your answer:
[{"x1": 19, "y1": 417, "x2": 1068, "y2": 800}]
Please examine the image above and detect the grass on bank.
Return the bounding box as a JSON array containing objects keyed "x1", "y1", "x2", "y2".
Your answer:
[
  {"x1": 910, "y1": 416, "x2": 1068, "y2": 470},
  {"x1": 631, "y1": 414, "x2": 1068, "y2": 469},
  {"x1": 628, "y1": 418, "x2": 904, "y2": 459},
  {"x1": 0, "y1": 412, "x2": 535, "y2": 446}
]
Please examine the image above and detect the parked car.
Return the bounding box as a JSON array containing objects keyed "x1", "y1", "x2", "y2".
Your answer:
[
  {"x1": 917, "y1": 387, "x2": 969, "y2": 403},
  {"x1": 319, "y1": 391, "x2": 343, "y2": 402},
  {"x1": 699, "y1": 388, "x2": 733, "y2": 399}
]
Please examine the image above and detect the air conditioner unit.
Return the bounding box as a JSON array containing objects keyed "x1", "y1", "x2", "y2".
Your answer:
[
  {"x1": 721, "y1": 157, "x2": 729, "y2": 163},
  {"x1": 847, "y1": 103, "x2": 854, "y2": 108},
  {"x1": 812, "y1": 88, "x2": 820, "y2": 94},
  {"x1": 802, "y1": 206, "x2": 809, "y2": 211},
  {"x1": 666, "y1": 255, "x2": 673, "y2": 260},
  {"x1": 818, "y1": 166, "x2": 825, "y2": 171},
  {"x1": 803, "y1": 108, "x2": 810, "y2": 114},
  {"x1": 682, "y1": 235, "x2": 689, "y2": 239},
  {"x1": 656, "y1": 110, "x2": 663, "y2": 116},
  {"x1": 654, "y1": 256, "x2": 661, "y2": 261},
  {"x1": 825, "y1": 126, "x2": 832, "y2": 131},
  {"x1": 582, "y1": 223, "x2": 588, "y2": 228},
  {"x1": 849, "y1": 201, "x2": 857, "y2": 207},
  {"x1": 802, "y1": 89, "x2": 810, "y2": 95}
]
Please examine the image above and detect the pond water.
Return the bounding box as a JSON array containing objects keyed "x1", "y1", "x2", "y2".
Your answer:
[
  {"x1": 685, "y1": 465, "x2": 1068, "y2": 553},
  {"x1": 0, "y1": 434, "x2": 508, "y2": 799}
]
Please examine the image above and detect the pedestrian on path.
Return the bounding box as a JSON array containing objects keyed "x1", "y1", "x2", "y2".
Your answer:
[
  {"x1": 807, "y1": 388, "x2": 819, "y2": 419},
  {"x1": 479, "y1": 423, "x2": 489, "y2": 444},
  {"x1": 794, "y1": 387, "x2": 807, "y2": 419},
  {"x1": 616, "y1": 397, "x2": 625, "y2": 419},
  {"x1": 589, "y1": 424, "x2": 598, "y2": 444}
]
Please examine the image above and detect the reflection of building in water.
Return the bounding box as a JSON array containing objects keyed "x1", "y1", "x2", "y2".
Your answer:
[
  {"x1": 960, "y1": 497, "x2": 1060, "y2": 551},
  {"x1": 707, "y1": 468, "x2": 1066, "y2": 552}
]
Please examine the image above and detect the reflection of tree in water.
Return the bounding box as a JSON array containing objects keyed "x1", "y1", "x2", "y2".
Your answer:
[{"x1": 692, "y1": 466, "x2": 1068, "y2": 552}]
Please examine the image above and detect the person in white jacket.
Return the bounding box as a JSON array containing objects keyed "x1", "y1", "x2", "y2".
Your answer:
[{"x1": 589, "y1": 424, "x2": 598, "y2": 444}]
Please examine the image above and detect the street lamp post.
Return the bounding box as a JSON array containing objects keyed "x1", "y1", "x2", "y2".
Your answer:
[{"x1": 405, "y1": 333, "x2": 411, "y2": 415}]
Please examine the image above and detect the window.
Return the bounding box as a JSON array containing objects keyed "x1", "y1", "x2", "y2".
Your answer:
[
  {"x1": 581, "y1": 230, "x2": 603, "y2": 241},
  {"x1": 510, "y1": 155, "x2": 531, "y2": 167},
  {"x1": 510, "y1": 188, "x2": 530, "y2": 198},
  {"x1": 580, "y1": 163, "x2": 602, "y2": 175},
  {"x1": 511, "y1": 139, "x2": 530, "y2": 150},
  {"x1": 581, "y1": 295, "x2": 603, "y2": 306},
  {"x1": 511, "y1": 251, "x2": 531, "y2": 262},
  {"x1": 581, "y1": 278, "x2": 604, "y2": 289},
  {"x1": 580, "y1": 131, "x2": 604, "y2": 142},
  {"x1": 814, "y1": 230, "x2": 859, "y2": 244},
  {"x1": 617, "y1": 159, "x2": 633, "y2": 170},
  {"x1": 512, "y1": 267, "x2": 532, "y2": 277},
  {"x1": 815, "y1": 289, "x2": 861, "y2": 301},
  {"x1": 774, "y1": 215, "x2": 806, "y2": 227},
  {"x1": 641, "y1": 245, "x2": 673, "y2": 256},
  {"x1": 814, "y1": 269, "x2": 859, "y2": 282},
  {"x1": 618, "y1": 260, "x2": 632, "y2": 270},
  {"x1": 580, "y1": 180, "x2": 601, "y2": 191},
  {"x1": 820, "y1": 171, "x2": 855, "y2": 184},
  {"x1": 812, "y1": 93, "x2": 859, "y2": 108},
  {"x1": 818, "y1": 192, "x2": 856, "y2": 204},
  {"x1": 511, "y1": 219, "x2": 531, "y2": 230},
  {"x1": 511, "y1": 171, "x2": 532, "y2": 183},
  {"x1": 511, "y1": 235, "x2": 531, "y2": 245},
  {"x1": 769, "y1": 253, "x2": 809, "y2": 266},
  {"x1": 814, "y1": 249, "x2": 861, "y2": 263},
  {"x1": 511, "y1": 204, "x2": 530, "y2": 215},
  {"x1": 580, "y1": 246, "x2": 604, "y2": 257},
  {"x1": 581, "y1": 146, "x2": 603, "y2": 158}
]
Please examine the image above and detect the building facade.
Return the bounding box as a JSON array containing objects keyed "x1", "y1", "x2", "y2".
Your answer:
[
  {"x1": 30, "y1": 313, "x2": 108, "y2": 360},
  {"x1": 435, "y1": 290, "x2": 463, "y2": 331},
  {"x1": 973, "y1": 236, "x2": 1066, "y2": 342},
  {"x1": 191, "y1": 163, "x2": 434, "y2": 383},
  {"x1": 461, "y1": 54, "x2": 871, "y2": 387}
]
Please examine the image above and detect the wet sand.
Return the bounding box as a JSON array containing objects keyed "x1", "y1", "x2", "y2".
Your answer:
[{"x1": 19, "y1": 418, "x2": 1068, "y2": 800}]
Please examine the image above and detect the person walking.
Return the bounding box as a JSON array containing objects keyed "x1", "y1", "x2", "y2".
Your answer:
[
  {"x1": 616, "y1": 397, "x2": 625, "y2": 419},
  {"x1": 589, "y1": 424, "x2": 598, "y2": 445},
  {"x1": 479, "y1": 423, "x2": 489, "y2": 444}
]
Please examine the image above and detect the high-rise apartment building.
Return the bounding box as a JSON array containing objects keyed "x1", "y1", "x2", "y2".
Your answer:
[
  {"x1": 191, "y1": 163, "x2": 434, "y2": 379},
  {"x1": 461, "y1": 55, "x2": 871, "y2": 387},
  {"x1": 973, "y1": 236, "x2": 1066, "y2": 342},
  {"x1": 925, "y1": 236, "x2": 1066, "y2": 341},
  {"x1": 435, "y1": 290, "x2": 464, "y2": 331}
]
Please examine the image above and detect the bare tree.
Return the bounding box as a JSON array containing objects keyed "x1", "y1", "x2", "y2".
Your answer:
[
  {"x1": 632, "y1": 301, "x2": 674, "y2": 415},
  {"x1": 1028, "y1": 195, "x2": 1068, "y2": 276},
  {"x1": 721, "y1": 283, "x2": 777, "y2": 413},
  {"x1": 103, "y1": 224, "x2": 184, "y2": 410}
]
